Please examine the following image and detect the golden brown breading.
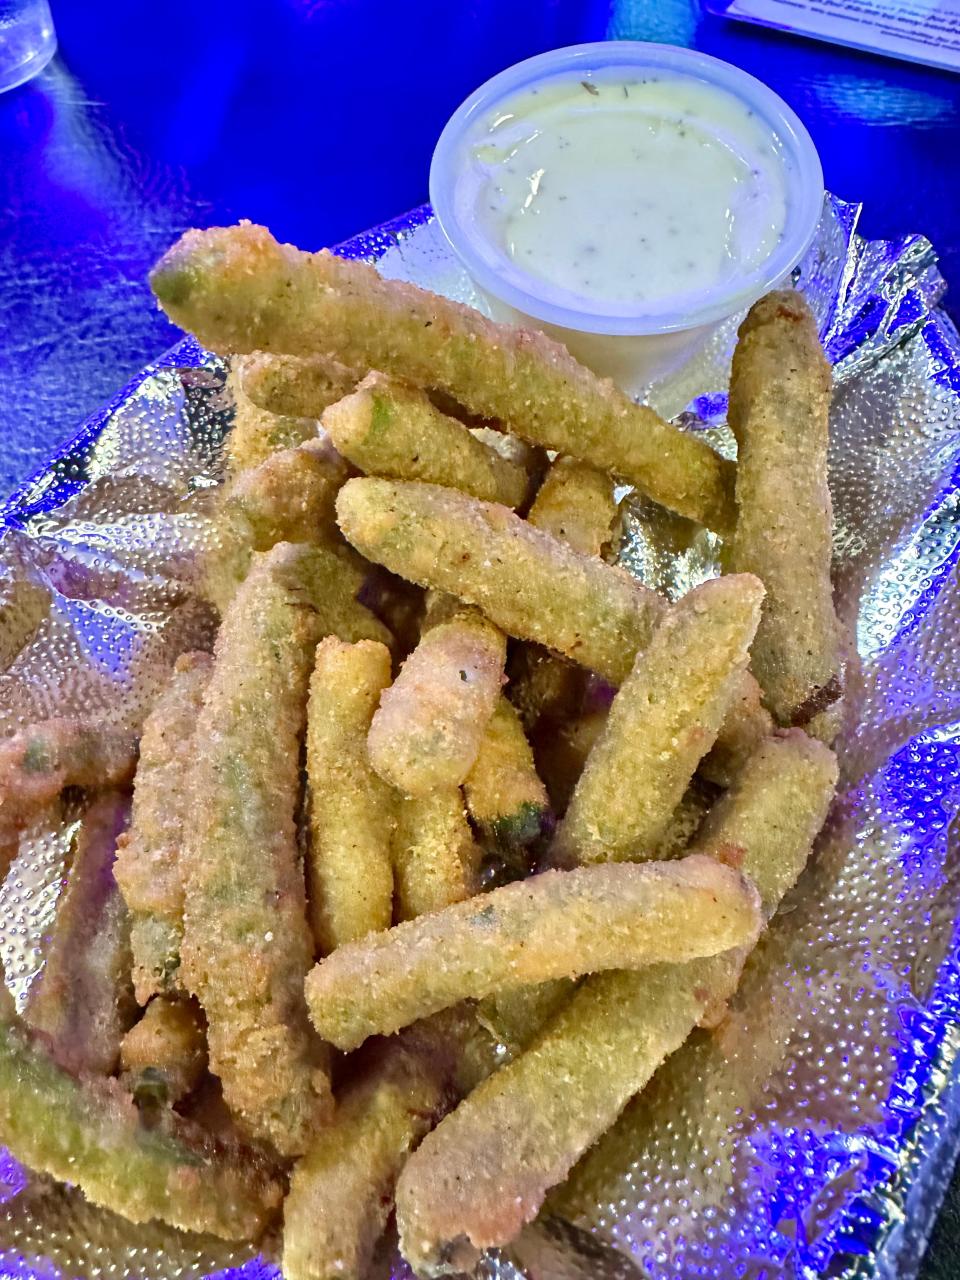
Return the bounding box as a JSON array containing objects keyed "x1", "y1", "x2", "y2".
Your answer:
[
  {"x1": 550, "y1": 574, "x2": 764, "y2": 866},
  {"x1": 114, "y1": 651, "x2": 213, "y2": 1004},
  {"x1": 306, "y1": 637, "x2": 396, "y2": 954},
  {"x1": 305, "y1": 857, "x2": 762, "y2": 1051},
  {"x1": 0, "y1": 716, "x2": 138, "y2": 871},
  {"x1": 323, "y1": 373, "x2": 529, "y2": 507},
  {"x1": 180, "y1": 544, "x2": 359, "y2": 1156},
  {"x1": 463, "y1": 696, "x2": 550, "y2": 859},
  {"x1": 368, "y1": 607, "x2": 506, "y2": 796},
  {"x1": 394, "y1": 731, "x2": 838, "y2": 1270},
  {"x1": 0, "y1": 984, "x2": 283, "y2": 1240},
  {"x1": 119, "y1": 996, "x2": 207, "y2": 1107},
  {"x1": 728, "y1": 290, "x2": 843, "y2": 740},
  {"x1": 25, "y1": 791, "x2": 134, "y2": 1076},
  {"x1": 392, "y1": 788, "x2": 480, "y2": 921},
  {"x1": 224, "y1": 361, "x2": 319, "y2": 474},
  {"x1": 336, "y1": 478, "x2": 663, "y2": 683}
]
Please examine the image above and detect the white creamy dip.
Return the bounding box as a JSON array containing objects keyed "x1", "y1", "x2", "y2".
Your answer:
[{"x1": 461, "y1": 71, "x2": 790, "y2": 317}]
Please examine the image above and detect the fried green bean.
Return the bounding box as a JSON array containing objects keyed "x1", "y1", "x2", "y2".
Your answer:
[
  {"x1": 463, "y1": 696, "x2": 550, "y2": 859},
  {"x1": 204, "y1": 436, "x2": 354, "y2": 612},
  {"x1": 120, "y1": 996, "x2": 207, "y2": 1108},
  {"x1": 180, "y1": 543, "x2": 364, "y2": 1155},
  {"x1": 25, "y1": 791, "x2": 134, "y2": 1076},
  {"x1": 396, "y1": 955, "x2": 739, "y2": 1274},
  {"x1": 236, "y1": 350, "x2": 356, "y2": 423},
  {"x1": 224, "y1": 435, "x2": 347, "y2": 549},
  {"x1": 0, "y1": 984, "x2": 283, "y2": 1240},
  {"x1": 508, "y1": 458, "x2": 620, "y2": 731},
  {"x1": 368, "y1": 606, "x2": 506, "y2": 796},
  {"x1": 550, "y1": 730, "x2": 841, "y2": 1214},
  {"x1": 392, "y1": 788, "x2": 480, "y2": 921},
  {"x1": 305, "y1": 856, "x2": 761, "y2": 1051},
  {"x1": 306, "y1": 637, "x2": 396, "y2": 954},
  {"x1": 323, "y1": 373, "x2": 529, "y2": 508},
  {"x1": 283, "y1": 1021, "x2": 458, "y2": 1280},
  {"x1": 395, "y1": 731, "x2": 837, "y2": 1269},
  {"x1": 0, "y1": 716, "x2": 138, "y2": 871},
  {"x1": 115, "y1": 651, "x2": 213, "y2": 1004},
  {"x1": 150, "y1": 223, "x2": 735, "y2": 530},
  {"x1": 224, "y1": 361, "x2": 318, "y2": 474},
  {"x1": 700, "y1": 669, "x2": 774, "y2": 787},
  {"x1": 727, "y1": 290, "x2": 843, "y2": 740},
  {"x1": 0, "y1": 571, "x2": 50, "y2": 670},
  {"x1": 551, "y1": 574, "x2": 764, "y2": 866},
  {"x1": 527, "y1": 457, "x2": 620, "y2": 559},
  {"x1": 336, "y1": 478, "x2": 663, "y2": 683}
]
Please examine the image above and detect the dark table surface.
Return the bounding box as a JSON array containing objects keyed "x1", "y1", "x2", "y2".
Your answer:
[{"x1": 2, "y1": 0, "x2": 960, "y2": 1274}]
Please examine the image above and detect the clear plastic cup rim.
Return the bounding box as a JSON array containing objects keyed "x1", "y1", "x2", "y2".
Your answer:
[{"x1": 429, "y1": 41, "x2": 825, "y2": 338}]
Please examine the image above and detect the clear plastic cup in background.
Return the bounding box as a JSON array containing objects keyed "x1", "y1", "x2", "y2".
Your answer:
[
  {"x1": 0, "y1": 0, "x2": 55, "y2": 94},
  {"x1": 430, "y1": 42, "x2": 824, "y2": 398}
]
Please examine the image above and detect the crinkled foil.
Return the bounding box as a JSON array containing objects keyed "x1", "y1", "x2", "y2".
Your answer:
[{"x1": 0, "y1": 196, "x2": 958, "y2": 1280}]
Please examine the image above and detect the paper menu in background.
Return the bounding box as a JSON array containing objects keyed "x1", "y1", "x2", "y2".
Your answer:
[{"x1": 710, "y1": 0, "x2": 960, "y2": 74}]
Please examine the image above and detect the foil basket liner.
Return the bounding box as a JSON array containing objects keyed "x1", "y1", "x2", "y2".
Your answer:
[{"x1": 0, "y1": 195, "x2": 958, "y2": 1280}]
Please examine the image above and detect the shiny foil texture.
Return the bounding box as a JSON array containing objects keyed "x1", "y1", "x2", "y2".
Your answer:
[{"x1": 0, "y1": 196, "x2": 957, "y2": 1280}]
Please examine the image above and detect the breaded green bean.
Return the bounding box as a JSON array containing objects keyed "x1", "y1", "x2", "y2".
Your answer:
[
  {"x1": 508, "y1": 458, "x2": 619, "y2": 732},
  {"x1": 225, "y1": 435, "x2": 347, "y2": 549},
  {"x1": 305, "y1": 856, "x2": 761, "y2": 1051},
  {"x1": 306, "y1": 637, "x2": 396, "y2": 953},
  {"x1": 395, "y1": 732, "x2": 837, "y2": 1268},
  {"x1": 224, "y1": 361, "x2": 318, "y2": 474},
  {"x1": 323, "y1": 373, "x2": 529, "y2": 508},
  {"x1": 204, "y1": 437, "x2": 354, "y2": 612},
  {"x1": 336, "y1": 479, "x2": 663, "y2": 683},
  {"x1": 701, "y1": 668, "x2": 774, "y2": 787},
  {"x1": 115, "y1": 651, "x2": 213, "y2": 1005},
  {"x1": 688, "y1": 730, "x2": 839, "y2": 918},
  {"x1": 150, "y1": 224, "x2": 735, "y2": 530},
  {"x1": 368, "y1": 607, "x2": 506, "y2": 796},
  {"x1": 283, "y1": 1021, "x2": 458, "y2": 1280},
  {"x1": 396, "y1": 955, "x2": 739, "y2": 1273},
  {"x1": 236, "y1": 350, "x2": 356, "y2": 421},
  {"x1": 0, "y1": 984, "x2": 282, "y2": 1240},
  {"x1": 551, "y1": 574, "x2": 764, "y2": 866},
  {"x1": 463, "y1": 696, "x2": 550, "y2": 858},
  {"x1": 728, "y1": 290, "x2": 843, "y2": 739},
  {"x1": 392, "y1": 788, "x2": 480, "y2": 921},
  {"x1": 180, "y1": 543, "x2": 360, "y2": 1156},
  {"x1": 0, "y1": 716, "x2": 138, "y2": 870},
  {"x1": 0, "y1": 571, "x2": 50, "y2": 670},
  {"x1": 474, "y1": 776, "x2": 714, "y2": 1066},
  {"x1": 25, "y1": 791, "x2": 134, "y2": 1076},
  {"x1": 527, "y1": 457, "x2": 620, "y2": 559},
  {"x1": 120, "y1": 996, "x2": 207, "y2": 1108}
]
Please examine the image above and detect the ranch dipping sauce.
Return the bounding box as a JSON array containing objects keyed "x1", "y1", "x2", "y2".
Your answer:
[
  {"x1": 471, "y1": 73, "x2": 789, "y2": 317},
  {"x1": 431, "y1": 43, "x2": 823, "y2": 398}
]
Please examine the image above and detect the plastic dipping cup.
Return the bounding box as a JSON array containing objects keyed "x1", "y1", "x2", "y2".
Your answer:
[
  {"x1": 0, "y1": 0, "x2": 55, "y2": 93},
  {"x1": 430, "y1": 42, "x2": 823, "y2": 398}
]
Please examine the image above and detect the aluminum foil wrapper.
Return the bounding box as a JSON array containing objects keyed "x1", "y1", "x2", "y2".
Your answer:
[{"x1": 0, "y1": 196, "x2": 957, "y2": 1280}]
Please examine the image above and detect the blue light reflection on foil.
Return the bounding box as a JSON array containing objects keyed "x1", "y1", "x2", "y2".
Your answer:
[{"x1": 0, "y1": 199, "x2": 959, "y2": 1280}]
